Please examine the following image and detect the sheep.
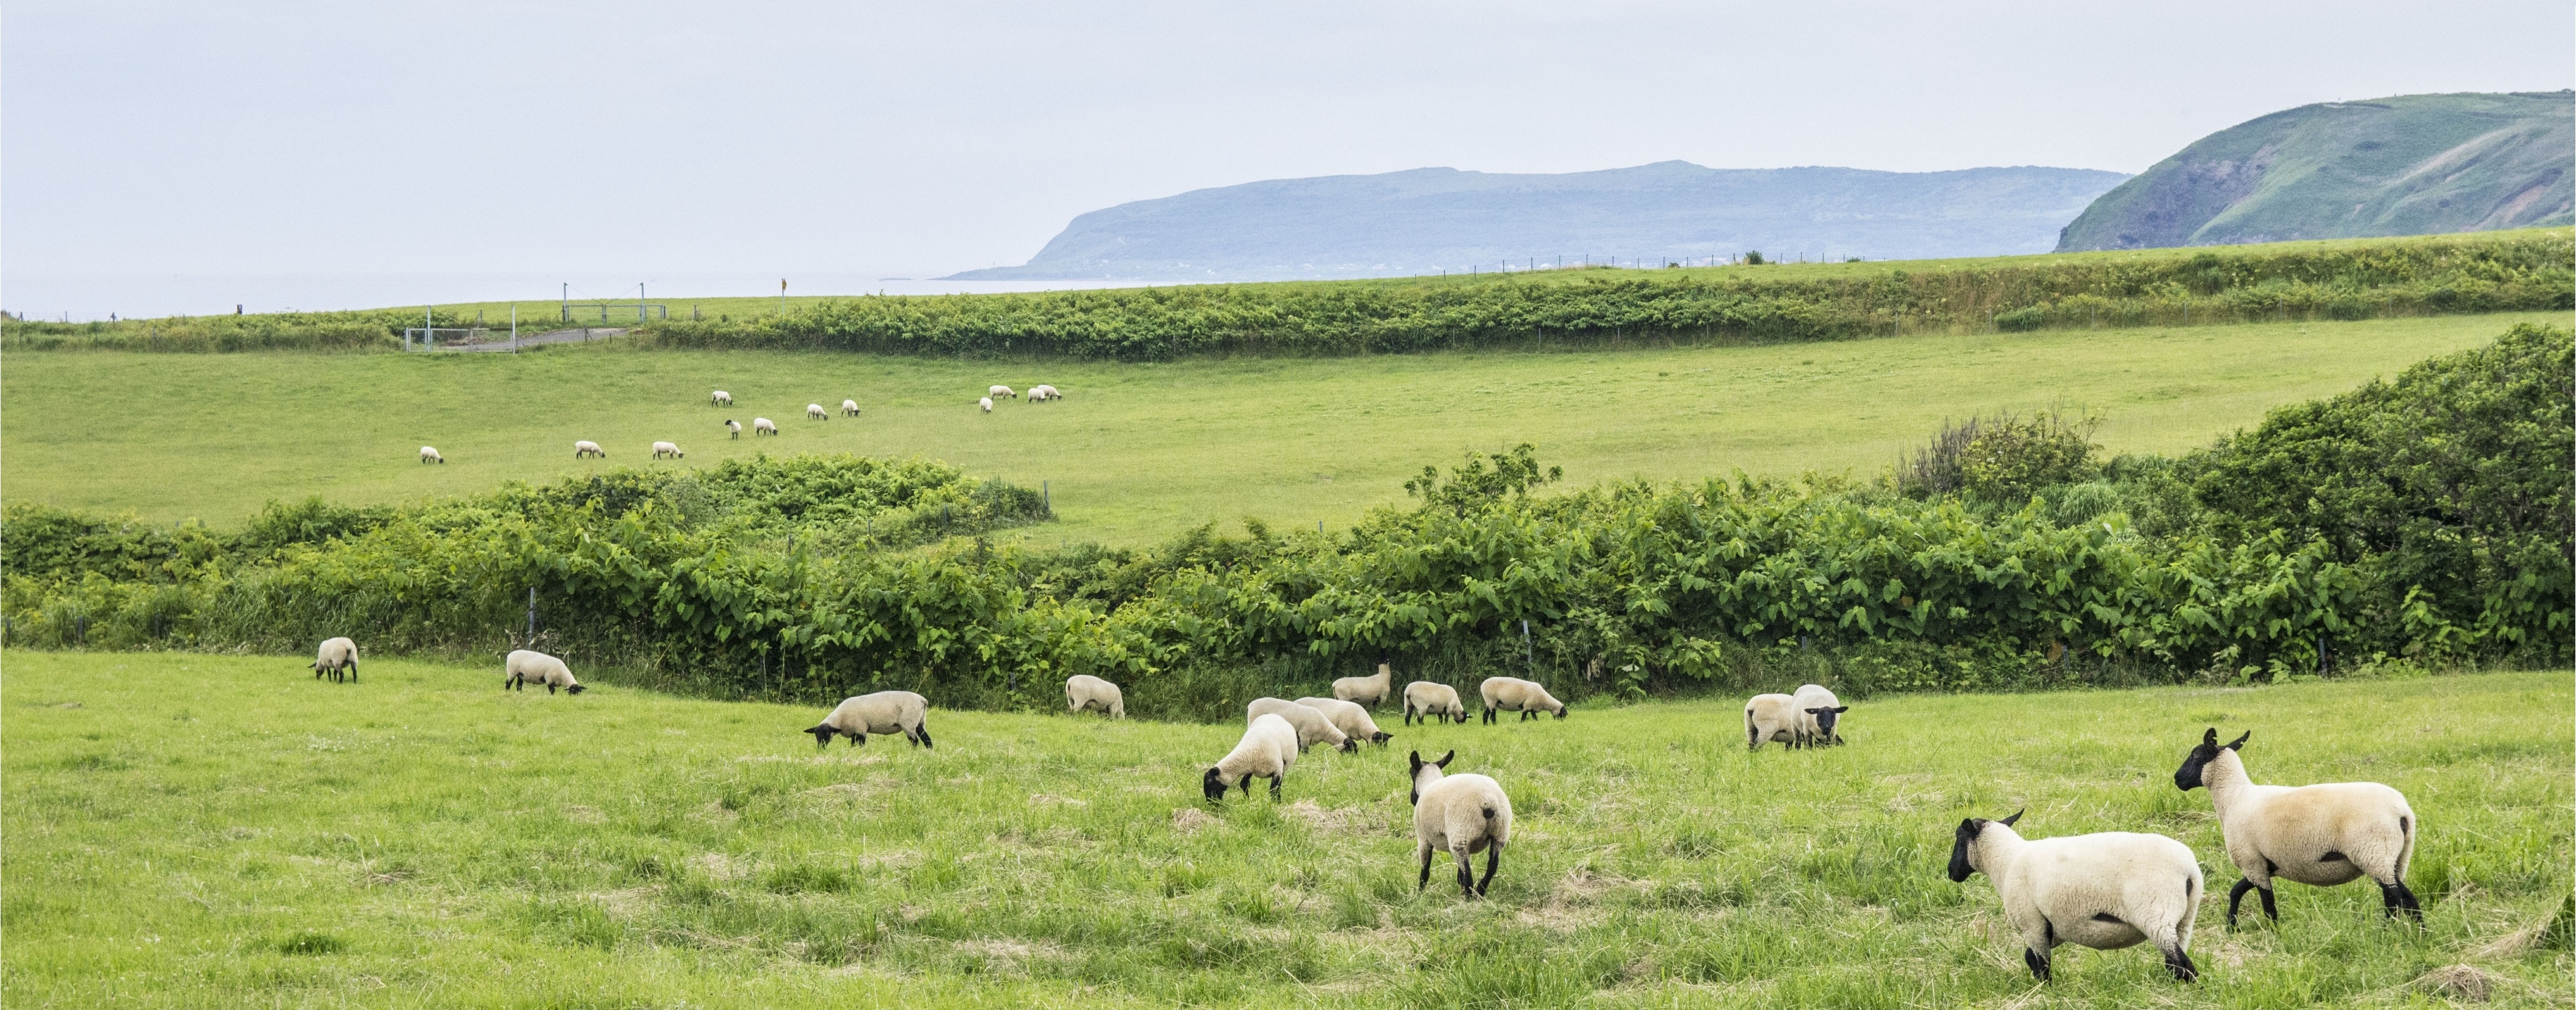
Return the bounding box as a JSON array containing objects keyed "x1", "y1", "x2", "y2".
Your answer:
[
  {"x1": 978, "y1": 397, "x2": 994, "y2": 413},
  {"x1": 1204, "y1": 713, "x2": 1299, "y2": 801},
  {"x1": 711, "y1": 390, "x2": 733, "y2": 406},
  {"x1": 1744, "y1": 693, "x2": 1803, "y2": 750},
  {"x1": 1065, "y1": 674, "x2": 1124, "y2": 719},
  {"x1": 1334, "y1": 663, "x2": 1394, "y2": 709},
  {"x1": 725, "y1": 418, "x2": 742, "y2": 440},
  {"x1": 1295, "y1": 697, "x2": 1392, "y2": 746},
  {"x1": 503, "y1": 649, "x2": 585, "y2": 695},
  {"x1": 988, "y1": 384, "x2": 1017, "y2": 400},
  {"x1": 573, "y1": 440, "x2": 606, "y2": 458},
  {"x1": 419, "y1": 446, "x2": 444, "y2": 464},
  {"x1": 1793, "y1": 683, "x2": 1849, "y2": 746},
  {"x1": 1027, "y1": 384, "x2": 1059, "y2": 402},
  {"x1": 807, "y1": 403, "x2": 829, "y2": 421},
  {"x1": 1947, "y1": 809, "x2": 2202, "y2": 983},
  {"x1": 806, "y1": 690, "x2": 934, "y2": 749},
  {"x1": 841, "y1": 399, "x2": 861, "y2": 417},
  {"x1": 1248, "y1": 697, "x2": 1356, "y2": 753},
  {"x1": 2173, "y1": 727, "x2": 2420, "y2": 925},
  {"x1": 652, "y1": 441, "x2": 684, "y2": 459},
  {"x1": 1478, "y1": 676, "x2": 1566, "y2": 724},
  {"x1": 1408, "y1": 750, "x2": 1512, "y2": 897},
  {"x1": 310, "y1": 636, "x2": 358, "y2": 684},
  {"x1": 752, "y1": 417, "x2": 778, "y2": 436},
  {"x1": 1403, "y1": 681, "x2": 1468, "y2": 726}
]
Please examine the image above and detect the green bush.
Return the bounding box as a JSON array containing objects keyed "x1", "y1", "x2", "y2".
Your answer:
[{"x1": 1993, "y1": 306, "x2": 2047, "y2": 331}]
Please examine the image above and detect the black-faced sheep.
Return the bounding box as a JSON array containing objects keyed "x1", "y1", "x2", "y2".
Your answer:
[
  {"x1": 503, "y1": 649, "x2": 585, "y2": 695},
  {"x1": 1204, "y1": 713, "x2": 1299, "y2": 801},
  {"x1": 1403, "y1": 681, "x2": 1467, "y2": 726},
  {"x1": 1247, "y1": 698, "x2": 1356, "y2": 753},
  {"x1": 711, "y1": 390, "x2": 733, "y2": 406},
  {"x1": 1478, "y1": 676, "x2": 1565, "y2": 723},
  {"x1": 310, "y1": 636, "x2": 358, "y2": 684},
  {"x1": 988, "y1": 385, "x2": 1017, "y2": 400},
  {"x1": 573, "y1": 440, "x2": 606, "y2": 459},
  {"x1": 1065, "y1": 674, "x2": 1124, "y2": 719},
  {"x1": 752, "y1": 417, "x2": 778, "y2": 436},
  {"x1": 807, "y1": 403, "x2": 828, "y2": 421},
  {"x1": 419, "y1": 446, "x2": 444, "y2": 463},
  {"x1": 978, "y1": 397, "x2": 993, "y2": 413},
  {"x1": 2173, "y1": 727, "x2": 2420, "y2": 925},
  {"x1": 1744, "y1": 693, "x2": 1802, "y2": 750},
  {"x1": 806, "y1": 691, "x2": 933, "y2": 749},
  {"x1": 1409, "y1": 750, "x2": 1512, "y2": 897},
  {"x1": 1793, "y1": 683, "x2": 1849, "y2": 746},
  {"x1": 1295, "y1": 697, "x2": 1392, "y2": 746},
  {"x1": 1947, "y1": 810, "x2": 2202, "y2": 983},
  {"x1": 652, "y1": 441, "x2": 684, "y2": 459},
  {"x1": 725, "y1": 418, "x2": 742, "y2": 440},
  {"x1": 841, "y1": 399, "x2": 861, "y2": 417}
]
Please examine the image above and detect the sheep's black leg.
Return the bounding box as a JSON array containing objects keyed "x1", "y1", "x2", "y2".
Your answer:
[
  {"x1": 1456, "y1": 852, "x2": 1476, "y2": 897},
  {"x1": 2164, "y1": 944, "x2": 2198, "y2": 982},
  {"x1": 2226, "y1": 878, "x2": 2256, "y2": 926},
  {"x1": 2257, "y1": 885, "x2": 2278, "y2": 922},
  {"x1": 1476, "y1": 843, "x2": 1500, "y2": 896},
  {"x1": 2022, "y1": 947, "x2": 2051, "y2": 982},
  {"x1": 347, "y1": 662, "x2": 356, "y2": 684},
  {"x1": 1418, "y1": 847, "x2": 1433, "y2": 890},
  {"x1": 1268, "y1": 774, "x2": 1282, "y2": 800},
  {"x1": 916, "y1": 725, "x2": 934, "y2": 749},
  {"x1": 2381, "y1": 880, "x2": 2422, "y2": 921}
]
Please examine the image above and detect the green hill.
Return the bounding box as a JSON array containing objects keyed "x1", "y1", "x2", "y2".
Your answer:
[{"x1": 2058, "y1": 91, "x2": 2573, "y2": 252}]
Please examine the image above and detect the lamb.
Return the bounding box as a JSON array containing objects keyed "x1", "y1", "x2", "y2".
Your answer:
[
  {"x1": 503, "y1": 649, "x2": 585, "y2": 695},
  {"x1": 419, "y1": 446, "x2": 444, "y2": 464},
  {"x1": 652, "y1": 441, "x2": 684, "y2": 459},
  {"x1": 1403, "y1": 681, "x2": 1468, "y2": 726},
  {"x1": 1947, "y1": 810, "x2": 2202, "y2": 983},
  {"x1": 1408, "y1": 750, "x2": 1513, "y2": 897},
  {"x1": 841, "y1": 399, "x2": 861, "y2": 417},
  {"x1": 2173, "y1": 727, "x2": 2420, "y2": 924},
  {"x1": 805, "y1": 690, "x2": 934, "y2": 749},
  {"x1": 1333, "y1": 663, "x2": 1394, "y2": 709},
  {"x1": 1065, "y1": 674, "x2": 1124, "y2": 719},
  {"x1": 1247, "y1": 697, "x2": 1356, "y2": 753},
  {"x1": 1203, "y1": 712, "x2": 1299, "y2": 801},
  {"x1": 1793, "y1": 683, "x2": 1849, "y2": 746},
  {"x1": 711, "y1": 390, "x2": 733, "y2": 406},
  {"x1": 978, "y1": 397, "x2": 993, "y2": 413},
  {"x1": 988, "y1": 384, "x2": 1017, "y2": 400},
  {"x1": 1478, "y1": 676, "x2": 1566, "y2": 724},
  {"x1": 309, "y1": 636, "x2": 358, "y2": 684},
  {"x1": 807, "y1": 403, "x2": 829, "y2": 420},
  {"x1": 573, "y1": 440, "x2": 606, "y2": 458},
  {"x1": 725, "y1": 418, "x2": 742, "y2": 439},
  {"x1": 1744, "y1": 693, "x2": 1803, "y2": 750},
  {"x1": 752, "y1": 417, "x2": 778, "y2": 436},
  {"x1": 1295, "y1": 697, "x2": 1392, "y2": 746}
]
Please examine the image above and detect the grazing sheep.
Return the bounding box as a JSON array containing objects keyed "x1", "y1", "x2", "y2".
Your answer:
[
  {"x1": 1027, "y1": 384, "x2": 1059, "y2": 402},
  {"x1": 978, "y1": 397, "x2": 993, "y2": 413},
  {"x1": 2173, "y1": 727, "x2": 2420, "y2": 925},
  {"x1": 419, "y1": 446, "x2": 444, "y2": 464},
  {"x1": 711, "y1": 390, "x2": 733, "y2": 406},
  {"x1": 841, "y1": 399, "x2": 861, "y2": 417},
  {"x1": 1295, "y1": 697, "x2": 1392, "y2": 746},
  {"x1": 652, "y1": 441, "x2": 684, "y2": 459},
  {"x1": 1334, "y1": 663, "x2": 1394, "y2": 709},
  {"x1": 1947, "y1": 810, "x2": 2202, "y2": 983},
  {"x1": 1745, "y1": 693, "x2": 1803, "y2": 750},
  {"x1": 806, "y1": 691, "x2": 934, "y2": 749},
  {"x1": 1403, "y1": 681, "x2": 1468, "y2": 726},
  {"x1": 988, "y1": 385, "x2": 1017, "y2": 400},
  {"x1": 1065, "y1": 674, "x2": 1124, "y2": 719},
  {"x1": 725, "y1": 418, "x2": 742, "y2": 440},
  {"x1": 1247, "y1": 697, "x2": 1356, "y2": 753},
  {"x1": 1204, "y1": 713, "x2": 1299, "y2": 801},
  {"x1": 1478, "y1": 676, "x2": 1566, "y2": 724},
  {"x1": 1793, "y1": 683, "x2": 1849, "y2": 746},
  {"x1": 1409, "y1": 750, "x2": 1513, "y2": 897},
  {"x1": 503, "y1": 649, "x2": 585, "y2": 695},
  {"x1": 807, "y1": 403, "x2": 829, "y2": 420},
  {"x1": 574, "y1": 440, "x2": 606, "y2": 458},
  {"x1": 310, "y1": 636, "x2": 359, "y2": 684},
  {"x1": 752, "y1": 417, "x2": 778, "y2": 436}
]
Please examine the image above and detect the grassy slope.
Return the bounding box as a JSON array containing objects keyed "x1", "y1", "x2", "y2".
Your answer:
[
  {"x1": 3, "y1": 313, "x2": 2555, "y2": 545},
  {"x1": 3, "y1": 652, "x2": 2566, "y2": 1007}
]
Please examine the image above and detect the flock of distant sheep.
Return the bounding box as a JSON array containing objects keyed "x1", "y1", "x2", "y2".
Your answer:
[
  {"x1": 302, "y1": 588, "x2": 2422, "y2": 985},
  {"x1": 411, "y1": 383, "x2": 1063, "y2": 465}
]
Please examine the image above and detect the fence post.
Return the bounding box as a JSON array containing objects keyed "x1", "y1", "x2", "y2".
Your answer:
[{"x1": 527, "y1": 586, "x2": 538, "y2": 640}]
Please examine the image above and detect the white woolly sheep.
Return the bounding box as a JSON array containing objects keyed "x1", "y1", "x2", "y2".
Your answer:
[
  {"x1": 310, "y1": 636, "x2": 359, "y2": 684},
  {"x1": 1409, "y1": 750, "x2": 1512, "y2": 897},
  {"x1": 1248, "y1": 697, "x2": 1356, "y2": 753},
  {"x1": 419, "y1": 446, "x2": 444, "y2": 464},
  {"x1": 1947, "y1": 810, "x2": 2202, "y2": 983},
  {"x1": 1027, "y1": 384, "x2": 1059, "y2": 402},
  {"x1": 574, "y1": 440, "x2": 606, "y2": 458},
  {"x1": 1478, "y1": 676, "x2": 1565, "y2": 724},
  {"x1": 841, "y1": 399, "x2": 861, "y2": 417},
  {"x1": 2173, "y1": 727, "x2": 2420, "y2": 924},
  {"x1": 807, "y1": 403, "x2": 829, "y2": 420},
  {"x1": 752, "y1": 417, "x2": 778, "y2": 436},
  {"x1": 988, "y1": 384, "x2": 1017, "y2": 400},
  {"x1": 503, "y1": 649, "x2": 585, "y2": 695},
  {"x1": 1333, "y1": 663, "x2": 1394, "y2": 709},
  {"x1": 1204, "y1": 712, "x2": 1299, "y2": 801},
  {"x1": 1065, "y1": 674, "x2": 1124, "y2": 719},
  {"x1": 806, "y1": 690, "x2": 934, "y2": 749},
  {"x1": 1403, "y1": 681, "x2": 1468, "y2": 726},
  {"x1": 1744, "y1": 693, "x2": 1804, "y2": 750},
  {"x1": 725, "y1": 418, "x2": 743, "y2": 439},
  {"x1": 1295, "y1": 697, "x2": 1392, "y2": 746},
  {"x1": 711, "y1": 390, "x2": 733, "y2": 406},
  {"x1": 652, "y1": 441, "x2": 684, "y2": 459},
  {"x1": 1793, "y1": 683, "x2": 1849, "y2": 746},
  {"x1": 978, "y1": 397, "x2": 993, "y2": 413}
]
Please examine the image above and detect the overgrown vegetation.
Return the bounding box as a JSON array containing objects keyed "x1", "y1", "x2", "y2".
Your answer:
[{"x1": 5, "y1": 326, "x2": 2566, "y2": 717}]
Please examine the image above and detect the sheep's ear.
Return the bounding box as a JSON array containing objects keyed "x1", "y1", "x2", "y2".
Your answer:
[
  {"x1": 2201, "y1": 727, "x2": 2219, "y2": 747},
  {"x1": 1435, "y1": 750, "x2": 1454, "y2": 767},
  {"x1": 1998, "y1": 808, "x2": 2023, "y2": 827},
  {"x1": 2224, "y1": 731, "x2": 2249, "y2": 751},
  {"x1": 1832, "y1": 706, "x2": 1849, "y2": 713},
  {"x1": 1408, "y1": 751, "x2": 1423, "y2": 771}
]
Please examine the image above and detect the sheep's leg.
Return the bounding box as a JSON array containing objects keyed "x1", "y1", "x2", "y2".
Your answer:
[
  {"x1": 2224, "y1": 879, "x2": 2257, "y2": 926},
  {"x1": 2021, "y1": 947, "x2": 2051, "y2": 982},
  {"x1": 1476, "y1": 841, "x2": 1501, "y2": 896},
  {"x1": 346, "y1": 662, "x2": 356, "y2": 684},
  {"x1": 2256, "y1": 884, "x2": 2278, "y2": 922},
  {"x1": 2021, "y1": 918, "x2": 2054, "y2": 981},
  {"x1": 916, "y1": 724, "x2": 934, "y2": 749},
  {"x1": 2161, "y1": 942, "x2": 2199, "y2": 982},
  {"x1": 1268, "y1": 774, "x2": 1282, "y2": 800},
  {"x1": 2379, "y1": 880, "x2": 2422, "y2": 921},
  {"x1": 1416, "y1": 843, "x2": 1434, "y2": 891},
  {"x1": 1453, "y1": 845, "x2": 1477, "y2": 897}
]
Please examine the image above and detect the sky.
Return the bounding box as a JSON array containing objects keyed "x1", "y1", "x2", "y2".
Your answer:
[{"x1": 6, "y1": 1, "x2": 2570, "y2": 317}]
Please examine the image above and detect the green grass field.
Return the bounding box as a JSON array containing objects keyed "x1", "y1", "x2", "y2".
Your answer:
[
  {"x1": 3, "y1": 652, "x2": 2565, "y2": 1007},
  {"x1": 2, "y1": 312, "x2": 2555, "y2": 545}
]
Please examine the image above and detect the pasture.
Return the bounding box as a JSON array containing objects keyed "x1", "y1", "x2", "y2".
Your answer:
[
  {"x1": 1, "y1": 312, "x2": 2556, "y2": 545},
  {"x1": 2, "y1": 652, "x2": 2565, "y2": 1007}
]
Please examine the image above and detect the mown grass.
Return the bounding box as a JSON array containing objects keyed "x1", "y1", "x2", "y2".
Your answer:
[
  {"x1": 2, "y1": 312, "x2": 2556, "y2": 546},
  {"x1": 3, "y1": 652, "x2": 2567, "y2": 1007}
]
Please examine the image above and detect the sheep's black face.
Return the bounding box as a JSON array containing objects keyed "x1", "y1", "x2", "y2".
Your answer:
[
  {"x1": 1807, "y1": 705, "x2": 1847, "y2": 739},
  {"x1": 1201, "y1": 767, "x2": 1227, "y2": 803},
  {"x1": 1553, "y1": 706, "x2": 1567, "y2": 719},
  {"x1": 1371, "y1": 731, "x2": 1393, "y2": 745},
  {"x1": 1339, "y1": 738, "x2": 1359, "y2": 753},
  {"x1": 1947, "y1": 818, "x2": 1984, "y2": 882},
  {"x1": 807, "y1": 725, "x2": 837, "y2": 749},
  {"x1": 2173, "y1": 727, "x2": 2245, "y2": 791},
  {"x1": 565, "y1": 684, "x2": 586, "y2": 695}
]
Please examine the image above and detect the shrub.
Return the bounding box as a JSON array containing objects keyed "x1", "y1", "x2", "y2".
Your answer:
[{"x1": 1993, "y1": 306, "x2": 2047, "y2": 331}]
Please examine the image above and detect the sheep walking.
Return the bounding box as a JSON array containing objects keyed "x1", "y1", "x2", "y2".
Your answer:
[
  {"x1": 1205, "y1": 713, "x2": 1299, "y2": 802},
  {"x1": 711, "y1": 390, "x2": 733, "y2": 406},
  {"x1": 840, "y1": 399, "x2": 861, "y2": 417},
  {"x1": 1403, "y1": 681, "x2": 1467, "y2": 726},
  {"x1": 1744, "y1": 693, "x2": 1804, "y2": 750},
  {"x1": 1295, "y1": 697, "x2": 1392, "y2": 746},
  {"x1": 725, "y1": 418, "x2": 743, "y2": 440},
  {"x1": 978, "y1": 397, "x2": 993, "y2": 413},
  {"x1": 419, "y1": 446, "x2": 444, "y2": 464},
  {"x1": 1409, "y1": 750, "x2": 1512, "y2": 897},
  {"x1": 1948, "y1": 810, "x2": 2202, "y2": 983},
  {"x1": 1065, "y1": 674, "x2": 1124, "y2": 719},
  {"x1": 2173, "y1": 728, "x2": 2420, "y2": 925},
  {"x1": 807, "y1": 403, "x2": 829, "y2": 421},
  {"x1": 1793, "y1": 683, "x2": 1849, "y2": 746},
  {"x1": 752, "y1": 417, "x2": 778, "y2": 436},
  {"x1": 573, "y1": 440, "x2": 606, "y2": 458},
  {"x1": 1248, "y1": 698, "x2": 1356, "y2": 753},
  {"x1": 1333, "y1": 663, "x2": 1394, "y2": 709},
  {"x1": 310, "y1": 636, "x2": 359, "y2": 684},
  {"x1": 1478, "y1": 677, "x2": 1566, "y2": 723},
  {"x1": 651, "y1": 441, "x2": 684, "y2": 459},
  {"x1": 988, "y1": 385, "x2": 1017, "y2": 400},
  {"x1": 806, "y1": 691, "x2": 933, "y2": 749},
  {"x1": 503, "y1": 649, "x2": 585, "y2": 695}
]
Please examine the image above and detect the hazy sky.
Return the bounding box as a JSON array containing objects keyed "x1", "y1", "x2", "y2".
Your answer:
[{"x1": 6, "y1": 1, "x2": 2569, "y2": 312}]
